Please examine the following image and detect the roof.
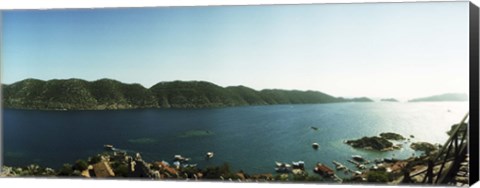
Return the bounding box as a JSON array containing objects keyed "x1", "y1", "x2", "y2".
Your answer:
[
  {"x1": 155, "y1": 161, "x2": 177, "y2": 176},
  {"x1": 92, "y1": 161, "x2": 115, "y2": 178},
  {"x1": 315, "y1": 163, "x2": 334, "y2": 174}
]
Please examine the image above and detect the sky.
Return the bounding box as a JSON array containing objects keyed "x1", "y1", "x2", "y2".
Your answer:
[{"x1": 1, "y1": 2, "x2": 470, "y2": 100}]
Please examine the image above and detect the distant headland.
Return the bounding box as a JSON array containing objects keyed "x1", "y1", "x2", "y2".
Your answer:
[
  {"x1": 408, "y1": 93, "x2": 468, "y2": 102},
  {"x1": 1, "y1": 78, "x2": 373, "y2": 110}
]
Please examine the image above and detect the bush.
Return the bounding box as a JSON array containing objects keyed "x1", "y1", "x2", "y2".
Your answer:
[
  {"x1": 202, "y1": 163, "x2": 234, "y2": 179},
  {"x1": 89, "y1": 156, "x2": 102, "y2": 165},
  {"x1": 366, "y1": 171, "x2": 389, "y2": 183},
  {"x1": 113, "y1": 164, "x2": 129, "y2": 177},
  {"x1": 58, "y1": 164, "x2": 74, "y2": 176},
  {"x1": 73, "y1": 160, "x2": 88, "y2": 171}
]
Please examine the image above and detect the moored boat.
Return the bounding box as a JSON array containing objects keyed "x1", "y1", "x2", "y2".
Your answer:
[
  {"x1": 312, "y1": 143, "x2": 320, "y2": 149},
  {"x1": 332, "y1": 160, "x2": 346, "y2": 170},
  {"x1": 104, "y1": 144, "x2": 114, "y2": 151},
  {"x1": 173, "y1": 155, "x2": 190, "y2": 162},
  {"x1": 313, "y1": 163, "x2": 334, "y2": 177},
  {"x1": 274, "y1": 162, "x2": 292, "y2": 173},
  {"x1": 352, "y1": 155, "x2": 365, "y2": 162},
  {"x1": 292, "y1": 161, "x2": 305, "y2": 170}
]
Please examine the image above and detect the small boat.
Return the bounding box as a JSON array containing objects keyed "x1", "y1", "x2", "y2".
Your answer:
[
  {"x1": 274, "y1": 162, "x2": 292, "y2": 173},
  {"x1": 292, "y1": 161, "x2": 305, "y2": 169},
  {"x1": 354, "y1": 171, "x2": 362, "y2": 176},
  {"x1": 383, "y1": 158, "x2": 398, "y2": 163},
  {"x1": 313, "y1": 163, "x2": 334, "y2": 177},
  {"x1": 104, "y1": 144, "x2": 114, "y2": 151},
  {"x1": 275, "y1": 161, "x2": 283, "y2": 167},
  {"x1": 352, "y1": 155, "x2": 365, "y2": 162},
  {"x1": 332, "y1": 161, "x2": 346, "y2": 170},
  {"x1": 310, "y1": 126, "x2": 319, "y2": 130},
  {"x1": 347, "y1": 159, "x2": 366, "y2": 169},
  {"x1": 206, "y1": 152, "x2": 214, "y2": 159},
  {"x1": 275, "y1": 167, "x2": 291, "y2": 173},
  {"x1": 312, "y1": 143, "x2": 320, "y2": 149},
  {"x1": 174, "y1": 155, "x2": 190, "y2": 162},
  {"x1": 182, "y1": 164, "x2": 198, "y2": 168}
]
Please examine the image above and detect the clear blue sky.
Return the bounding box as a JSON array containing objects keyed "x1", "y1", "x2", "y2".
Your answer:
[{"x1": 1, "y1": 2, "x2": 469, "y2": 100}]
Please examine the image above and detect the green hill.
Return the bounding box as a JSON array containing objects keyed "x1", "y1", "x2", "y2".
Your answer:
[{"x1": 2, "y1": 78, "x2": 373, "y2": 110}]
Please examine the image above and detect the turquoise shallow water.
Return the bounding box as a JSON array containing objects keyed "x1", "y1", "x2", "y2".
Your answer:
[{"x1": 2, "y1": 102, "x2": 468, "y2": 176}]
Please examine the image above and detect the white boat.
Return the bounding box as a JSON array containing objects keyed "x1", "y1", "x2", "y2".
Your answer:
[
  {"x1": 292, "y1": 161, "x2": 305, "y2": 167},
  {"x1": 174, "y1": 155, "x2": 190, "y2": 162},
  {"x1": 275, "y1": 161, "x2": 283, "y2": 167},
  {"x1": 312, "y1": 143, "x2": 320, "y2": 149},
  {"x1": 274, "y1": 162, "x2": 293, "y2": 172},
  {"x1": 206, "y1": 152, "x2": 214, "y2": 159},
  {"x1": 104, "y1": 144, "x2": 114, "y2": 151}
]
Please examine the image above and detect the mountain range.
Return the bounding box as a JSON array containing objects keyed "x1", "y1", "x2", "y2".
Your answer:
[{"x1": 1, "y1": 78, "x2": 373, "y2": 110}]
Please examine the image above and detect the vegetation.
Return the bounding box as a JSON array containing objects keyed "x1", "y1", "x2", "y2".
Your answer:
[
  {"x1": 2, "y1": 78, "x2": 373, "y2": 110},
  {"x1": 408, "y1": 93, "x2": 468, "y2": 102},
  {"x1": 73, "y1": 160, "x2": 88, "y2": 171},
  {"x1": 111, "y1": 162, "x2": 129, "y2": 177},
  {"x1": 202, "y1": 163, "x2": 237, "y2": 180},
  {"x1": 58, "y1": 163, "x2": 75, "y2": 176},
  {"x1": 366, "y1": 171, "x2": 390, "y2": 183},
  {"x1": 410, "y1": 142, "x2": 438, "y2": 155},
  {"x1": 379, "y1": 132, "x2": 405, "y2": 140},
  {"x1": 88, "y1": 155, "x2": 102, "y2": 165}
]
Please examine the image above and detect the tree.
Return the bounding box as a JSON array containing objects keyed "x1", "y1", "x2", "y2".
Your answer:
[
  {"x1": 58, "y1": 164, "x2": 74, "y2": 176},
  {"x1": 89, "y1": 156, "x2": 102, "y2": 165},
  {"x1": 366, "y1": 171, "x2": 389, "y2": 183},
  {"x1": 112, "y1": 164, "x2": 129, "y2": 177},
  {"x1": 73, "y1": 160, "x2": 88, "y2": 171}
]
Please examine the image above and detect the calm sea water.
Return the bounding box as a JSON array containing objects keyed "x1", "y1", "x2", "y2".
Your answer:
[{"x1": 2, "y1": 102, "x2": 468, "y2": 176}]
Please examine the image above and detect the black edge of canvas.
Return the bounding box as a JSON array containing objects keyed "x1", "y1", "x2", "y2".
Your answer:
[
  {"x1": 0, "y1": 10, "x2": 3, "y2": 171},
  {"x1": 470, "y1": 1, "x2": 480, "y2": 186}
]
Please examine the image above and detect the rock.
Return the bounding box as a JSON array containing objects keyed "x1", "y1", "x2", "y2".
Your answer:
[
  {"x1": 379, "y1": 132, "x2": 405, "y2": 140},
  {"x1": 447, "y1": 123, "x2": 467, "y2": 137}
]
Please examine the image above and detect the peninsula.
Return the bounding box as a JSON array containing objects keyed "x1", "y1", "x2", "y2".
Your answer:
[{"x1": 408, "y1": 93, "x2": 468, "y2": 102}]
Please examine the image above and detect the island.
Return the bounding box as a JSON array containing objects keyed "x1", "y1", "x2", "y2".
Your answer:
[
  {"x1": 2, "y1": 78, "x2": 374, "y2": 110},
  {"x1": 346, "y1": 132, "x2": 406, "y2": 151},
  {"x1": 380, "y1": 98, "x2": 399, "y2": 102},
  {"x1": 408, "y1": 93, "x2": 468, "y2": 102},
  {"x1": 345, "y1": 136, "x2": 394, "y2": 151},
  {"x1": 410, "y1": 142, "x2": 438, "y2": 155}
]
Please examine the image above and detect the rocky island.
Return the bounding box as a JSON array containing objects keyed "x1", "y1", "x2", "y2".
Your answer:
[
  {"x1": 380, "y1": 98, "x2": 399, "y2": 102},
  {"x1": 346, "y1": 132, "x2": 406, "y2": 151},
  {"x1": 345, "y1": 136, "x2": 394, "y2": 151}
]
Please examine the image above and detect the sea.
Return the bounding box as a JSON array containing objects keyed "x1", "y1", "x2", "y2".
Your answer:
[{"x1": 2, "y1": 102, "x2": 468, "y2": 177}]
